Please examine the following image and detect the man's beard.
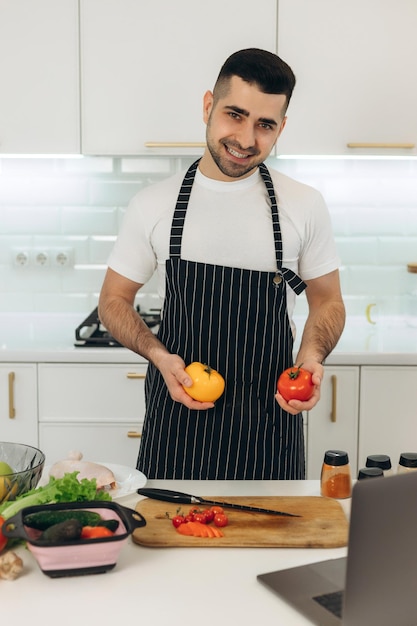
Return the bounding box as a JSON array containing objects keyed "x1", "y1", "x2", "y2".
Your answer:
[{"x1": 206, "y1": 129, "x2": 262, "y2": 179}]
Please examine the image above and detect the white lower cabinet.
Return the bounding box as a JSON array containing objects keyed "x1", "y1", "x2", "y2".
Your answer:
[
  {"x1": 306, "y1": 366, "x2": 360, "y2": 479},
  {"x1": 38, "y1": 423, "x2": 141, "y2": 468},
  {"x1": 38, "y1": 363, "x2": 147, "y2": 466},
  {"x1": 358, "y1": 366, "x2": 417, "y2": 471},
  {"x1": 0, "y1": 364, "x2": 38, "y2": 447}
]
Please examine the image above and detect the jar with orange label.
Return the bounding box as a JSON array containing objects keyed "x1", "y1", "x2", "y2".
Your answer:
[{"x1": 320, "y1": 450, "x2": 352, "y2": 499}]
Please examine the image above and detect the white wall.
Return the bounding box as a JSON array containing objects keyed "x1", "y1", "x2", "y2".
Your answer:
[{"x1": 1, "y1": 155, "x2": 416, "y2": 318}]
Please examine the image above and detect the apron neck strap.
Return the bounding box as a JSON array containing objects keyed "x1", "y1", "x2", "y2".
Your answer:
[
  {"x1": 168, "y1": 160, "x2": 306, "y2": 294},
  {"x1": 169, "y1": 159, "x2": 200, "y2": 259}
]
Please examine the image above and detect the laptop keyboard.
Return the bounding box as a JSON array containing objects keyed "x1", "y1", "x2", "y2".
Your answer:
[{"x1": 313, "y1": 590, "x2": 344, "y2": 618}]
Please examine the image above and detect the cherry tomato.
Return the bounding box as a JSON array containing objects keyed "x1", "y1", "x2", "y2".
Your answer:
[
  {"x1": 213, "y1": 513, "x2": 229, "y2": 528},
  {"x1": 277, "y1": 364, "x2": 314, "y2": 402},
  {"x1": 193, "y1": 513, "x2": 207, "y2": 524},
  {"x1": 202, "y1": 509, "x2": 215, "y2": 523},
  {"x1": 171, "y1": 515, "x2": 185, "y2": 528},
  {"x1": 182, "y1": 362, "x2": 225, "y2": 402},
  {"x1": 184, "y1": 514, "x2": 194, "y2": 523},
  {"x1": 80, "y1": 525, "x2": 114, "y2": 539},
  {"x1": 188, "y1": 506, "x2": 201, "y2": 516},
  {"x1": 210, "y1": 505, "x2": 224, "y2": 515},
  {"x1": 0, "y1": 516, "x2": 7, "y2": 552}
]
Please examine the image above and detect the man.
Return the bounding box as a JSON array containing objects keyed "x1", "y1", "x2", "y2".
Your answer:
[{"x1": 98, "y1": 48, "x2": 345, "y2": 480}]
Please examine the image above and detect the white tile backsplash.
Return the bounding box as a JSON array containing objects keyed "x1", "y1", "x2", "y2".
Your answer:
[{"x1": 1, "y1": 155, "x2": 417, "y2": 316}]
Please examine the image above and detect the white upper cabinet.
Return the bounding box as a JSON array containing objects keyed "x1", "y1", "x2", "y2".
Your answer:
[
  {"x1": 277, "y1": 0, "x2": 417, "y2": 156},
  {"x1": 0, "y1": 0, "x2": 80, "y2": 154},
  {"x1": 79, "y1": 0, "x2": 277, "y2": 155}
]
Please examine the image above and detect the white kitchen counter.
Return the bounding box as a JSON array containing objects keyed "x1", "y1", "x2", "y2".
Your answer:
[
  {"x1": 2, "y1": 480, "x2": 349, "y2": 626},
  {"x1": 1, "y1": 312, "x2": 417, "y2": 365}
]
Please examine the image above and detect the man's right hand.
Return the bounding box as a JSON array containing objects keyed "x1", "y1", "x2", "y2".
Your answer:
[{"x1": 156, "y1": 352, "x2": 216, "y2": 411}]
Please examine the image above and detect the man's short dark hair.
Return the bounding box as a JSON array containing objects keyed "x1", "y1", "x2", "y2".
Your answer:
[{"x1": 213, "y1": 48, "x2": 296, "y2": 112}]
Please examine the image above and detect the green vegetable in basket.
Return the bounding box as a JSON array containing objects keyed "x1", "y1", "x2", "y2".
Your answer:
[{"x1": 0, "y1": 471, "x2": 111, "y2": 521}]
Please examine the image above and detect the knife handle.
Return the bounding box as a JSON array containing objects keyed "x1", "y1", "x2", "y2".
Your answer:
[{"x1": 137, "y1": 487, "x2": 196, "y2": 504}]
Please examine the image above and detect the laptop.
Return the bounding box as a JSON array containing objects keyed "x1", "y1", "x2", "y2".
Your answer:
[{"x1": 257, "y1": 471, "x2": 417, "y2": 626}]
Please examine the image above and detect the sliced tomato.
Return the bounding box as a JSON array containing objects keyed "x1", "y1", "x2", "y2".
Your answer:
[
  {"x1": 0, "y1": 516, "x2": 7, "y2": 552},
  {"x1": 176, "y1": 521, "x2": 223, "y2": 538},
  {"x1": 81, "y1": 525, "x2": 114, "y2": 539}
]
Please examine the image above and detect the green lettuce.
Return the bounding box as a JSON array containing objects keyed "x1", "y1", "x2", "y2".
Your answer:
[{"x1": 0, "y1": 471, "x2": 111, "y2": 520}]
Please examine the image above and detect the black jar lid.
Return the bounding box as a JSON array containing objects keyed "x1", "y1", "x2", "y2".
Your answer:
[
  {"x1": 366, "y1": 454, "x2": 392, "y2": 470},
  {"x1": 324, "y1": 450, "x2": 349, "y2": 466},
  {"x1": 399, "y1": 452, "x2": 417, "y2": 468},
  {"x1": 358, "y1": 467, "x2": 384, "y2": 480}
]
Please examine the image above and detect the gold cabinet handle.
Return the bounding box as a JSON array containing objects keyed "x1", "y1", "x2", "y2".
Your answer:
[
  {"x1": 330, "y1": 375, "x2": 337, "y2": 423},
  {"x1": 8, "y1": 372, "x2": 16, "y2": 419},
  {"x1": 365, "y1": 303, "x2": 377, "y2": 325},
  {"x1": 144, "y1": 142, "x2": 206, "y2": 148},
  {"x1": 347, "y1": 142, "x2": 415, "y2": 149},
  {"x1": 126, "y1": 372, "x2": 146, "y2": 379},
  {"x1": 127, "y1": 431, "x2": 142, "y2": 438}
]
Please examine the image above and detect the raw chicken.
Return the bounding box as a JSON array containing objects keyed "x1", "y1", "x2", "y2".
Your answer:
[{"x1": 49, "y1": 451, "x2": 117, "y2": 490}]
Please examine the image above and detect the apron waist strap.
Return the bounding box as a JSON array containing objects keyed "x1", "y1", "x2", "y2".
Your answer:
[{"x1": 282, "y1": 267, "x2": 307, "y2": 295}]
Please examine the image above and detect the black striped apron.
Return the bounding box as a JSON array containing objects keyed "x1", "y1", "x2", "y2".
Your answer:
[{"x1": 137, "y1": 159, "x2": 307, "y2": 480}]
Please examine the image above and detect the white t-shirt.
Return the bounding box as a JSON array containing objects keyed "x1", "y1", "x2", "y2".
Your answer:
[{"x1": 108, "y1": 166, "x2": 340, "y2": 325}]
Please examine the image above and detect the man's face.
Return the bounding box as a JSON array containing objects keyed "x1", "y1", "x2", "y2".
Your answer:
[{"x1": 201, "y1": 76, "x2": 288, "y2": 181}]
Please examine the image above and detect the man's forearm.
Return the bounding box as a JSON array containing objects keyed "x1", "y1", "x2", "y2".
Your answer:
[
  {"x1": 296, "y1": 301, "x2": 346, "y2": 365},
  {"x1": 98, "y1": 297, "x2": 168, "y2": 365}
]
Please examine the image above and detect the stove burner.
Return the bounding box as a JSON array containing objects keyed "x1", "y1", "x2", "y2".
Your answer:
[{"x1": 74, "y1": 306, "x2": 161, "y2": 347}]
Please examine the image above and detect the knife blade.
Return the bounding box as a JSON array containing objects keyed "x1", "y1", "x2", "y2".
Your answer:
[{"x1": 137, "y1": 487, "x2": 300, "y2": 517}]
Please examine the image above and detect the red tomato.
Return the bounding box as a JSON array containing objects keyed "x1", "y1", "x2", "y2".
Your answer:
[
  {"x1": 210, "y1": 505, "x2": 224, "y2": 515},
  {"x1": 80, "y1": 525, "x2": 114, "y2": 539},
  {"x1": 193, "y1": 513, "x2": 207, "y2": 524},
  {"x1": 171, "y1": 515, "x2": 185, "y2": 528},
  {"x1": 188, "y1": 506, "x2": 201, "y2": 516},
  {"x1": 202, "y1": 509, "x2": 215, "y2": 523},
  {"x1": 182, "y1": 362, "x2": 225, "y2": 402},
  {"x1": 0, "y1": 516, "x2": 7, "y2": 552},
  {"x1": 277, "y1": 364, "x2": 314, "y2": 402},
  {"x1": 213, "y1": 513, "x2": 229, "y2": 528}
]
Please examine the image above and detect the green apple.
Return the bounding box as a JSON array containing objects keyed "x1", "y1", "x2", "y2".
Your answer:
[{"x1": 0, "y1": 461, "x2": 13, "y2": 476}]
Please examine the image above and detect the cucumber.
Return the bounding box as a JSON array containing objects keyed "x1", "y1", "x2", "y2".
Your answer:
[
  {"x1": 39, "y1": 518, "x2": 82, "y2": 544},
  {"x1": 24, "y1": 509, "x2": 103, "y2": 530},
  {"x1": 100, "y1": 519, "x2": 119, "y2": 532}
]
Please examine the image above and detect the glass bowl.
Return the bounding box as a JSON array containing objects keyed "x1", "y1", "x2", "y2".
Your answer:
[{"x1": 0, "y1": 442, "x2": 45, "y2": 504}]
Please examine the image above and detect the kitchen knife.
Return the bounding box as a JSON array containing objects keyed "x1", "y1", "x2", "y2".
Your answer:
[{"x1": 137, "y1": 487, "x2": 301, "y2": 517}]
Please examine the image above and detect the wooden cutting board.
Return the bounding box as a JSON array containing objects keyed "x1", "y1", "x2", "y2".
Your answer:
[{"x1": 132, "y1": 496, "x2": 348, "y2": 548}]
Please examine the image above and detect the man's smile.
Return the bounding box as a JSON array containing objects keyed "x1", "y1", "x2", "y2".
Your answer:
[
  {"x1": 223, "y1": 141, "x2": 259, "y2": 161},
  {"x1": 226, "y1": 145, "x2": 250, "y2": 159}
]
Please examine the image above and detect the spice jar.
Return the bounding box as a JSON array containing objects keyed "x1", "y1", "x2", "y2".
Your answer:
[
  {"x1": 320, "y1": 450, "x2": 352, "y2": 499},
  {"x1": 398, "y1": 452, "x2": 417, "y2": 473},
  {"x1": 366, "y1": 454, "x2": 393, "y2": 477},
  {"x1": 358, "y1": 467, "x2": 384, "y2": 480}
]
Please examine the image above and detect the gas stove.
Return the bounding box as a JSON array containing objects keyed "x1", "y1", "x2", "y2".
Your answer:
[{"x1": 74, "y1": 306, "x2": 161, "y2": 347}]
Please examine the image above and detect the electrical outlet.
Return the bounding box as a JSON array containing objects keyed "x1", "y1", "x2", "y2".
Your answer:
[
  {"x1": 51, "y1": 247, "x2": 74, "y2": 267},
  {"x1": 12, "y1": 249, "x2": 30, "y2": 267},
  {"x1": 34, "y1": 250, "x2": 49, "y2": 266}
]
